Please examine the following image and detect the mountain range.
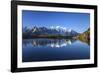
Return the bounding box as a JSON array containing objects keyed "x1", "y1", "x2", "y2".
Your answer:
[{"x1": 23, "y1": 26, "x2": 79, "y2": 38}]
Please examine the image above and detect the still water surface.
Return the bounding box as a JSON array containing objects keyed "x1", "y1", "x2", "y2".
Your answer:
[{"x1": 22, "y1": 38, "x2": 90, "y2": 62}]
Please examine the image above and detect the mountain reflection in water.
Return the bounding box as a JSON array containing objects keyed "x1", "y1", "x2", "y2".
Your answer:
[
  {"x1": 23, "y1": 38, "x2": 76, "y2": 48},
  {"x1": 22, "y1": 38, "x2": 90, "y2": 62}
]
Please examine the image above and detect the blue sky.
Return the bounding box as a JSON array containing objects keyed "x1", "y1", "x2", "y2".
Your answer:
[{"x1": 22, "y1": 10, "x2": 90, "y2": 33}]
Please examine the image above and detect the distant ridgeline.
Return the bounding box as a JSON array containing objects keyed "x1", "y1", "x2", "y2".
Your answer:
[
  {"x1": 22, "y1": 26, "x2": 79, "y2": 39},
  {"x1": 22, "y1": 26, "x2": 90, "y2": 42}
]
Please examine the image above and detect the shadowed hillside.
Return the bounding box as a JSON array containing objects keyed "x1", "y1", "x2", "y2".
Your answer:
[{"x1": 77, "y1": 28, "x2": 90, "y2": 45}]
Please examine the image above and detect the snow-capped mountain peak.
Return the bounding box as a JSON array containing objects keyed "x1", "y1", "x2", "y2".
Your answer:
[
  {"x1": 50, "y1": 26, "x2": 67, "y2": 32},
  {"x1": 68, "y1": 29, "x2": 72, "y2": 32}
]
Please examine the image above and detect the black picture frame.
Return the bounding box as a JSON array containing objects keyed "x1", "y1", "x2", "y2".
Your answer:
[{"x1": 11, "y1": 0, "x2": 97, "y2": 72}]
